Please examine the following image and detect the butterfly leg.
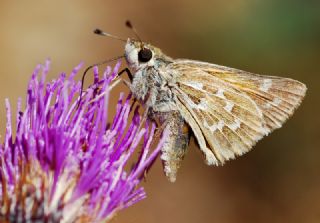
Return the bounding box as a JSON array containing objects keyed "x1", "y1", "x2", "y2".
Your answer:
[{"x1": 117, "y1": 67, "x2": 133, "y2": 81}]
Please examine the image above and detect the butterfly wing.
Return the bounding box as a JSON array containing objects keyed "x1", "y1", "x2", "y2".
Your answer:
[{"x1": 169, "y1": 60, "x2": 307, "y2": 165}]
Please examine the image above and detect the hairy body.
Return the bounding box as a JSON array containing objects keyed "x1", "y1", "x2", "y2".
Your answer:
[{"x1": 124, "y1": 38, "x2": 306, "y2": 182}]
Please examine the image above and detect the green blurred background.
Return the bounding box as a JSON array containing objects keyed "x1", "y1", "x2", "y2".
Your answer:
[{"x1": 0, "y1": 0, "x2": 319, "y2": 222}]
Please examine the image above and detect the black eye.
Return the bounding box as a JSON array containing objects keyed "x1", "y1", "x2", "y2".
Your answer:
[{"x1": 138, "y1": 48, "x2": 152, "y2": 62}]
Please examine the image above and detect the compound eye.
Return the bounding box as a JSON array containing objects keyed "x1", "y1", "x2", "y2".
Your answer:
[{"x1": 138, "y1": 48, "x2": 152, "y2": 62}]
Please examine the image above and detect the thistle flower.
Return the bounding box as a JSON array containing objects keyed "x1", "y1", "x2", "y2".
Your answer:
[{"x1": 0, "y1": 60, "x2": 167, "y2": 222}]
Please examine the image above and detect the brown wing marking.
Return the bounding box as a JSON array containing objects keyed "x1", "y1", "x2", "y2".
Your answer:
[{"x1": 169, "y1": 60, "x2": 306, "y2": 164}]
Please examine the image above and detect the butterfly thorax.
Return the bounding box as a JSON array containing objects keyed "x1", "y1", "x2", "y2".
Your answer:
[{"x1": 125, "y1": 39, "x2": 177, "y2": 112}]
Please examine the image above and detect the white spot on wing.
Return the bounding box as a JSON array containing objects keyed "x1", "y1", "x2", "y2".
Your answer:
[
  {"x1": 273, "y1": 98, "x2": 282, "y2": 106},
  {"x1": 197, "y1": 98, "x2": 208, "y2": 110},
  {"x1": 229, "y1": 119, "x2": 241, "y2": 131},
  {"x1": 217, "y1": 120, "x2": 225, "y2": 131},
  {"x1": 215, "y1": 89, "x2": 226, "y2": 99},
  {"x1": 263, "y1": 98, "x2": 282, "y2": 109},
  {"x1": 263, "y1": 103, "x2": 272, "y2": 109},
  {"x1": 224, "y1": 101, "x2": 234, "y2": 112},
  {"x1": 185, "y1": 82, "x2": 203, "y2": 90},
  {"x1": 259, "y1": 79, "x2": 272, "y2": 92},
  {"x1": 187, "y1": 97, "x2": 208, "y2": 111},
  {"x1": 204, "y1": 120, "x2": 225, "y2": 132}
]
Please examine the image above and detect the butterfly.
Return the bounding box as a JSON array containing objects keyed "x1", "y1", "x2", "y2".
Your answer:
[{"x1": 91, "y1": 23, "x2": 307, "y2": 182}]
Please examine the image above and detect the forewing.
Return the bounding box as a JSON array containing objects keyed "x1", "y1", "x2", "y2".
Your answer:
[{"x1": 169, "y1": 60, "x2": 306, "y2": 165}]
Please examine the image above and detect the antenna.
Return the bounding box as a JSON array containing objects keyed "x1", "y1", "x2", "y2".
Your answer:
[
  {"x1": 77, "y1": 55, "x2": 125, "y2": 108},
  {"x1": 125, "y1": 20, "x2": 142, "y2": 43},
  {"x1": 93, "y1": 28, "x2": 127, "y2": 42}
]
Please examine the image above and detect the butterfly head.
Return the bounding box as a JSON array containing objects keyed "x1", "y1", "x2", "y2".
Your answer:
[
  {"x1": 92, "y1": 26, "x2": 170, "y2": 72},
  {"x1": 125, "y1": 39, "x2": 167, "y2": 71}
]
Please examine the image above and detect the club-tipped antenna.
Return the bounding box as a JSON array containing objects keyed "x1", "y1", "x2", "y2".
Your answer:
[
  {"x1": 77, "y1": 55, "x2": 125, "y2": 108},
  {"x1": 93, "y1": 28, "x2": 127, "y2": 42},
  {"x1": 125, "y1": 20, "x2": 142, "y2": 43}
]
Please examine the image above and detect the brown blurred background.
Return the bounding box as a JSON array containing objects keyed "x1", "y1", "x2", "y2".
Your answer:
[{"x1": 0, "y1": 0, "x2": 319, "y2": 222}]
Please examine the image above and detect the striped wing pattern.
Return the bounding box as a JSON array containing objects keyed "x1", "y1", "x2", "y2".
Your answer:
[{"x1": 169, "y1": 60, "x2": 306, "y2": 165}]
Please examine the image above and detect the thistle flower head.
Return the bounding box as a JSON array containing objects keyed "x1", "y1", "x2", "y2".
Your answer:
[{"x1": 0, "y1": 60, "x2": 167, "y2": 222}]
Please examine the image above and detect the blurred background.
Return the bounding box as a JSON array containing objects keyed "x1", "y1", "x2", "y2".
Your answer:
[{"x1": 0, "y1": 0, "x2": 319, "y2": 222}]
